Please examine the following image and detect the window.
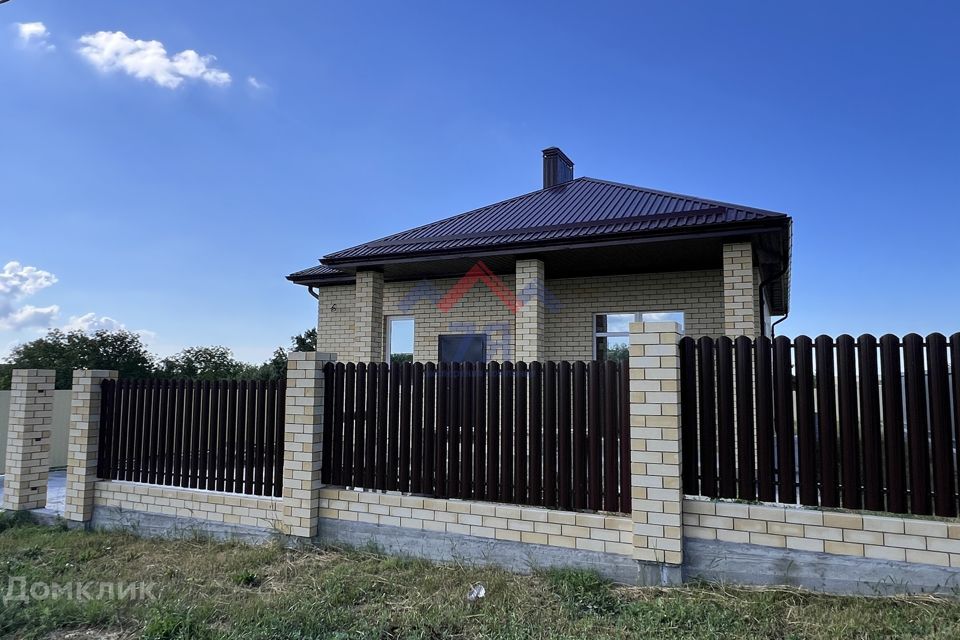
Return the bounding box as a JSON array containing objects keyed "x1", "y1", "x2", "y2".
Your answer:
[
  {"x1": 385, "y1": 316, "x2": 414, "y2": 365},
  {"x1": 438, "y1": 334, "x2": 486, "y2": 363},
  {"x1": 593, "y1": 312, "x2": 684, "y2": 360}
]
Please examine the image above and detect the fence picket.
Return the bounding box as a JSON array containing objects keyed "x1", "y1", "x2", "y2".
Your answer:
[
  {"x1": 461, "y1": 361, "x2": 473, "y2": 500},
  {"x1": 679, "y1": 337, "x2": 699, "y2": 495},
  {"x1": 734, "y1": 337, "x2": 755, "y2": 501},
  {"x1": 423, "y1": 362, "x2": 436, "y2": 494},
  {"x1": 774, "y1": 336, "x2": 797, "y2": 504},
  {"x1": 587, "y1": 361, "x2": 602, "y2": 510},
  {"x1": 716, "y1": 337, "x2": 736, "y2": 499},
  {"x1": 603, "y1": 359, "x2": 618, "y2": 512},
  {"x1": 486, "y1": 362, "x2": 500, "y2": 502},
  {"x1": 903, "y1": 334, "x2": 932, "y2": 515},
  {"x1": 857, "y1": 335, "x2": 884, "y2": 511},
  {"x1": 364, "y1": 364, "x2": 378, "y2": 490},
  {"x1": 544, "y1": 362, "x2": 557, "y2": 508},
  {"x1": 572, "y1": 361, "x2": 587, "y2": 510},
  {"x1": 618, "y1": 360, "x2": 631, "y2": 514},
  {"x1": 342, "y1": 363, "x2": 356, "y2": 488},
  {"x1": 474, "y1": 362, "x2": 487, "y2": 501},
  {"x1": 926, "y1": 333, "x2": 955, "y2": 517},
  {"x1": 447, "y1": 362, "x2": 460, "y2": 498},
  {"x1": 501, "y1": 361, "x2": 514, "y2": 501},
  {"x1": 794, "y1": 336, "x2": 817, "y2": 506},
  {"x1": 697, "y1": 338, "x2": 718, "y2": 498},
  {"x1": 410, "y1": 362, "x2": 423, "y2": 494},
  {"x1": 558, "y1": 361, "x2": 572, "y2": 510},
  {"x1": 814, "y1": 336, "x2": 839, "y2": 508},
  {"x1": 399, "y1": 362, "x2": 412, "y2": 493},
  {"x1": 353, "y1": 363, "x2": 367, "y2": 489}
]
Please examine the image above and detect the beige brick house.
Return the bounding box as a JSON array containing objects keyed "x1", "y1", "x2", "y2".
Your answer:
[{"x1": 289, "y1": 148, "x2": 792, "y2": 362}]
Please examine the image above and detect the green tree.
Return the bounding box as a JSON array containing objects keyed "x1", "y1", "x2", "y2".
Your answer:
[
  {"x1": 1, "y1": 329, "x2": 156, "y2": 389},
  {"x1": 290, "y1": 328, "x2": 317, "y2": 352},
  {"x1": 159, "y1": 346, "x2": 247, "y2": 380}
]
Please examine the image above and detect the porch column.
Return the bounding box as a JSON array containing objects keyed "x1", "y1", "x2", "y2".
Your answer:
[
  {"x1": 515, "y1": 258, "x2": 545, "y2": 361},
  {"x1": 354, "y1": 270, "x2": 384, "y2": 362},
  {"x1": 2, "y1": 369, "x2": 55, "y2": 511},
  {"x1": 64, "y1": 369, "x2": 118, "y2": 522},
  {"x1": 282, "y1": 351, "x2": 336, "y2": 538},
  {"x1": 628, "y1": 322, "x2": 683, "y2": 585},
  {"x1": 722, "y1": 242, "x2": 758, "y2": 337}
]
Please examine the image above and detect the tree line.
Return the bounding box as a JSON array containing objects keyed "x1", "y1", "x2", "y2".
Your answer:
[{"x1": 0, "y1": 328, "x2": 317, "y2": 390}]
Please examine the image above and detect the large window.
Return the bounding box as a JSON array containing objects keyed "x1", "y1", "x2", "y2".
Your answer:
[
  {"x1": 385, "y1": 316, "x2": 414, "y2": 364},
  {"x1": 594, "y1": 312, "x2": 684, "y2": 360}
]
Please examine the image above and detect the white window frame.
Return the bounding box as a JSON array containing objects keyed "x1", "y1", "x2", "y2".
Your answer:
[
  {"x1": 592, "y1": 312, "x2": 640, "y2": 360},
  {"x1": 384, "y1": 315, "x2": 415, "y2": 361},
  {"x1": 591, "y1": 311, "x2": 685, "y2": 359}
]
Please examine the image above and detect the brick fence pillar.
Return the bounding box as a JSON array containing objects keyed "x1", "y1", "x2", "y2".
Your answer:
[
  {"x1": 282, "y1": 351, "x2": 336, "y2": 538},
  {"x1": 354, "y1": 270, "x2": 384, "y2": 362},
  {"x1": 515, "y1": 258, "x2": 546, "y2": 361},
  {"x1": 2, "y1": 369, "x2": 55, "y2": 511},
  {"x1": 64, "y1": 369, "x2": 118, "y2": 522},
  {"x1": 628, "y1": 322, "x2": 683, "y2": 585}
]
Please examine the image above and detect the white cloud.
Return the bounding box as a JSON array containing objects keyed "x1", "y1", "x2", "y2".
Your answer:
[
  {"x1": 77, "y1": 30, "x2": 231, "y2": 89},
  {"x1": 0, "y1": 304, "x2": 59, "y2": 331},
  {"x1": 62, "y1": 312, "x2": 125, "y2": 333},
  {"x1": 0, "y1": 261, "x2": 60, "y2": 330},
  {"x1": 247, "y1": 76, "x2": 266, "y2": 90},
  {"x1": 0, "y1": 261, "x2": 57, "y2": 298},
  {"x1": 15, "y1": 21, "x2": 54, "y2": 50},
  {"x1": 62, "y1": 312, "x2": 156, "y2": 345}
]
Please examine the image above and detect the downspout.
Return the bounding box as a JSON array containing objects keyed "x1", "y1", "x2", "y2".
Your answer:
[
  {"x1": 758, "y1": 263, "x2": 789, "y2": 339},
  {"x1": 307, "y1": 286, "x2": 319, "y2": 300}
]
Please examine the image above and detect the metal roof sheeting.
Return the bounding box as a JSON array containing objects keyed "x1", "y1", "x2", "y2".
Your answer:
[
  {"x1": 288, "y1": 176, "x2": 789, "y2": 281},
  {"x1": 324, "y1": 177, "x2": 786, "y2": 262}
]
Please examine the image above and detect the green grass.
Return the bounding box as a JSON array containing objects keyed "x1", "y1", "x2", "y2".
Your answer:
[{"x1": 2, "y1": 512, "x2": 960, "y2": 639}]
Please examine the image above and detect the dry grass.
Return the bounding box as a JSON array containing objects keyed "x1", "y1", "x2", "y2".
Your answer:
[{"x1": 1, "y1": 514, "x2": 959, "y2": 639}]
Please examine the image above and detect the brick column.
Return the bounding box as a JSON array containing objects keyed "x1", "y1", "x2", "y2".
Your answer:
[
  {"x1": 282, "y1": 351, "x2": 336, "y2": 538},
  {"x1": 515, "y1": 258, "x2": 546, "y2": 361},
  {"x1": 722, "y1": 242, "x2": 758, "y2": 337},
  {"x1": 628, "y1": 322, "x2": 683, "y2": 585},
  {"x1": 64, "y1": 369, "x2": 118, "y2": 522},
  {"x1": 354, "y1": 270, "x2": 384, "y2": 362},
  {"x1": 2, "y1": 369, "x2": 55, "y2": 511}
]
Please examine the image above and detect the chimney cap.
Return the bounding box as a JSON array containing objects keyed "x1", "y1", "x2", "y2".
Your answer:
[
  {"x1": 542, "y1": 146, "x2": 574, "y2": 165},
  {"x1": 542, "y1": 147, "x2": 574, "y2": 189}
]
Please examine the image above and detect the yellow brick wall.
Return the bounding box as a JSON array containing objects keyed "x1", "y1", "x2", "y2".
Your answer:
[
  {"x1": 95, "y1": 481, "x2": 283, "y2": 530},
  {"x1": 545, "y1": 271, "x2": 724, "y2": 361},
  {"x1": 316, "y1": 269, "x2": 731, "y2": 363},
  {"x1": 684, "y1": 498, "x2": 960, "y2": 568},
  {"x1": 316, "y1": 285, "x2": 356, "y2": 360},
  {"x1": 318, "y1": 488, "x2": 633, "y2": 556}
]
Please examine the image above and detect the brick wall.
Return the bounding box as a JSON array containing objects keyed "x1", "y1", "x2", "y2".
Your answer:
[
  {"x1": 95, "y1": 481, "x2": 282, "y2": 530},
  {"x1": 316, "y1": 269, "x2": 730, "y2": 363},
  {"x1": 544, "y1": 270, "x2": 724, "y2": 361},
  {"x1": 316, "y1": 285, "x2": 356, "y2": 360},
  {"x1": 382, "y1": 275, "x2": 517, "y2": 361},
  {"x1": 684, "y1": 498, "x2": 960, "y2": 569},
  {"x1": 318, "y1": 488, "x2": 633, "y2": 556}
]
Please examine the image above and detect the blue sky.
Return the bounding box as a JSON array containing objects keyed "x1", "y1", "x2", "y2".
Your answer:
[{"x1": 1, "y1": 1, "x2": 958, "y2": 363}]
